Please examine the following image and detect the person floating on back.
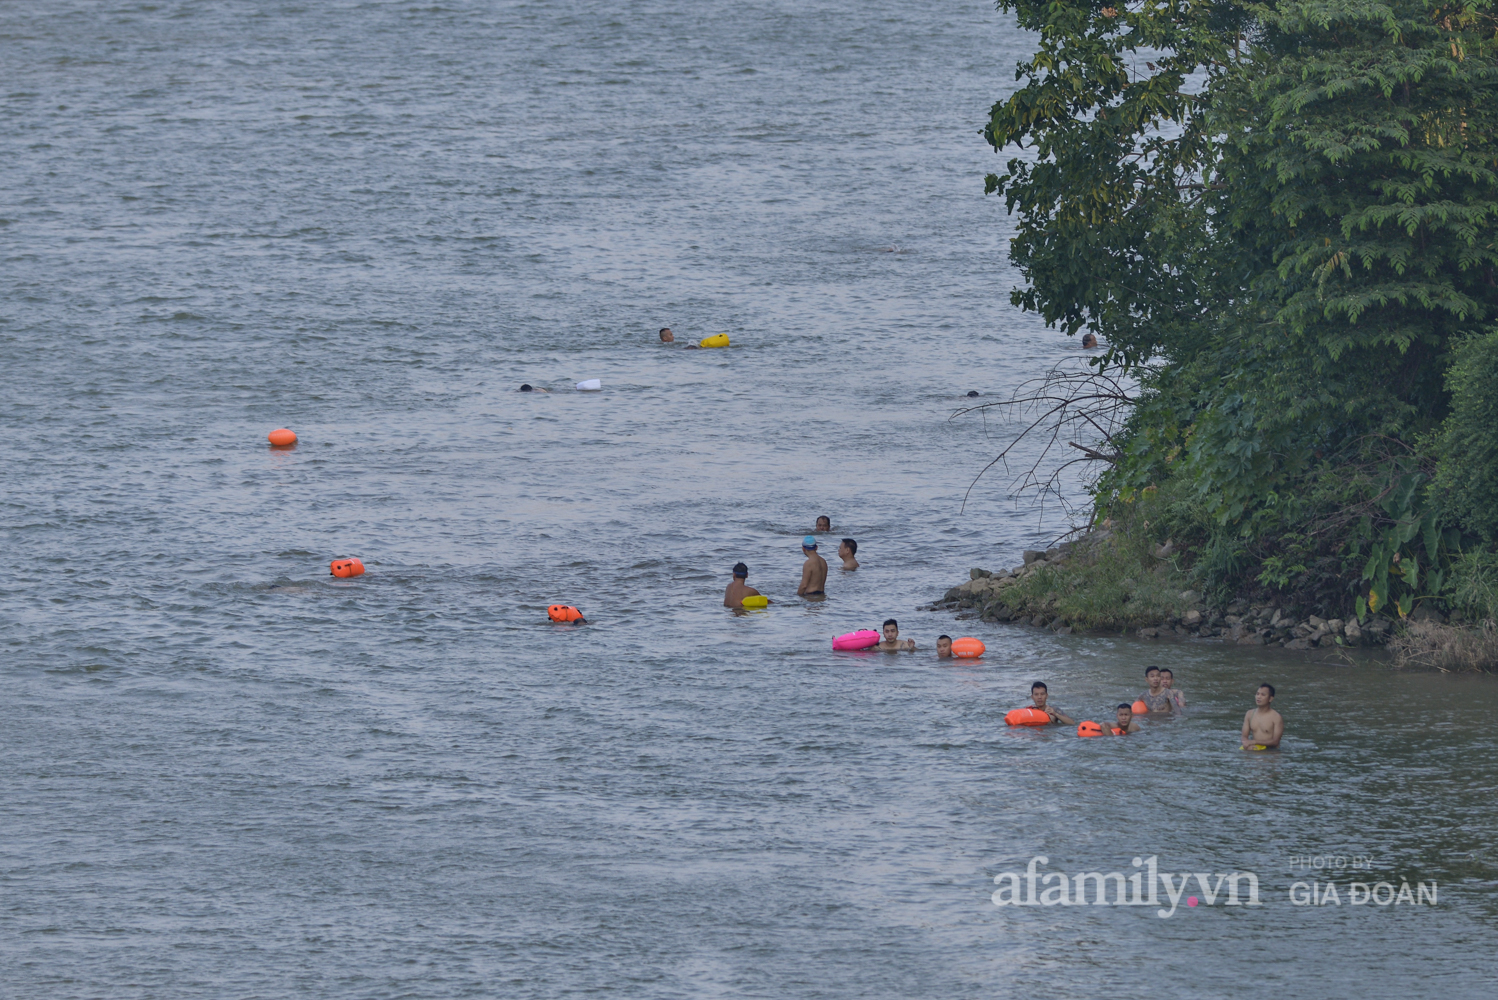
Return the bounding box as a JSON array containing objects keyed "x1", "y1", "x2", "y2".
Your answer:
[
  {"x1": 877, "y1": 618, "x2": 915, "y2": 651},
  {"x1": 936, "y1": 634, "x2": 952, "y2": 658},
  {"x1": 1138, "y1": 666, "x2": 1181, "y2": 716},
  {"x1": 797, "y1": 535, "x2": 828, "y2": 599},
  {"x1": 1161, "y1": 667, "x2": 1185, "y2": 710},
  {"x1": 1241, "y1": 683, "x2": 1283, "y2": 749},
  {"x1": 838, "y1": 538, "x2": 859, "y2": 570},
  {"x1": 1110, "y1": 703, "x2": 1141, "y2": 735},
  {"x1": 1030, "y1": 681, "x2": 1074, "y2": 725},
  {"x1": 723, "y1": 562, "x2": 769, "y2": 608}
]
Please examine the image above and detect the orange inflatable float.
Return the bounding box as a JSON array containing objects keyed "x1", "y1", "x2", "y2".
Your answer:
[
  {"x1": 330, "y1": 558, "x2": 364, "y2": 578},
  {"x1": 1005, "y1": 707, "x2": 1051, "y2": 727},
  {"x1": 950, "y1": 637, "x2": 985, "y2": 658},
  {"x1": 1077, "y1": 720, "x2": 1103, "y2": 737},
  {"x1": 1131, "y1": 700, "x2": 1148, "y2": 715},
  {"x1": 268, "y1": 428, "x2": 297, "y2": 447},
  {"x1": 548, "y1": 604, "x2": 585, "y2": 623}
]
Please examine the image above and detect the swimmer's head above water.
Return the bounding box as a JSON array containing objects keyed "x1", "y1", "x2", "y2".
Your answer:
[
  {"x1": 732, "y1": 562, "x2": 748, "y2": 579},
  {"x1": 936, "y1": 634, "x2": 952, "y2": 658},
  {"x1": 815, "y1": 515, "x2": 831, "y2": 532},
  {"x1": 802, "y1": 535, "x2": 817, "y2": 552},
  {"x1": 659, "y1": 327, "x2": 674, "y2": 343}
]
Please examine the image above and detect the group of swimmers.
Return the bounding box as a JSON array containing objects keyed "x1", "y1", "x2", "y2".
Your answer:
[{"x1": 722, "y1": 515, "x2": 860, "y2": 606}]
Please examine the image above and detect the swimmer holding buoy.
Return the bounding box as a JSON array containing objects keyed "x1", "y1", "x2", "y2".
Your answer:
[
  {"x1": 724, "y1": 562, "x2": 772, "y2": 608},
  {"x1": 330, "y1": 558, "x2": 365, "y2": 578},
  {"x1": 548, "y1": 604, "x2": 586, "y2": 623},
  {"x1": 1006, "y1": 681, "x2": 1074, "y2": 726}
]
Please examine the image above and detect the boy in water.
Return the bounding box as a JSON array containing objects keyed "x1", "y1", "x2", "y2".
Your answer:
[
  {"x1": 936, "y1": 635, "x2": 952, "y2": 658},
  {"x1": 1110, "y1": 703, "x2": 1141, "y2": 735},
  {"x1": 1241, "y1": 683, "x2": 1284, "y2": 749},
  {"x1": 877, "y1": 618, "x2": 916, "y2": 651},
  {"x1": 797, "y1": 536, "x2": 828, "y2": 598},
  {"x1": 1029, "y1": 682, "x2": 1075, "y2": 725},
  {"x1": 838, "y1": 538, "x2": 859, "y2": 570},
  {"x1": 723, "y1": 562, "x2": 768, "y2": 608},
  {"x1": 1161, "y1": 667, "x2": 1185, "y2": 709},
  {"x1": 1138, "y1": 666, "x2": 1180, "y2": 716}
]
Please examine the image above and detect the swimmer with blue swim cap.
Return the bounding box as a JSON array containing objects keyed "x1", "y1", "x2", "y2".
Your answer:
[{"x1": 797, "y1": 535, "x2": 828, "y2": 599}]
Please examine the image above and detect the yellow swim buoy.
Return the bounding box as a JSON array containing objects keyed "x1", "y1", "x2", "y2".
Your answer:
[
  {"x1": 740, "y1": 594, "x2": 768, "y2": 608},
  {"x1": 699, "y1": 333, "x2": 730, "y2": 348}
]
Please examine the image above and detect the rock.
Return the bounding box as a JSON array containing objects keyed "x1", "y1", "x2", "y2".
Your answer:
[
  {"x1": 1023, "y1": 550, "x2": 1044, "y2": 565},
  {"x1": 1227, "y1": 599, "x2": 1248, "y2": 615},
  {"x1": 1238, "y1": 632, "x2": 1267, "y2": 645},
  {"x1": 1326, "y1": 618, "x2": 1344, "y2": 635},
  {"x1": 1224, "y1": 614, "x2": 1243, "y2": 627},
  {"x1": 1155, "y1": 540, "x2": 1175, "y2": 558},
  {"x1": 1270, "y1": 608, "x2": 1286, "y2": 626},
  {"x1": 1044, "y1": 546, "x2": 1062, "y2": 561},
  {"x1": 1293, "y1": 623, "x2": 1314, "y2": 638},
  {"x1": 970, "y1": 568, "x2": 991, "y2": 580},
  {"x1": 1178, "y1": 589, "x2": 1201, "y2": 604},
  {"x1": 943, "y1": 587, "x2": 962, "y2": 602},
  {"x1": 1344, "y1": 622, "x2": 1363, "y2": 645},
  {"x1": 1308, "y1": 615, "x2": 1326, "y2": 629},
  {"x1": 1055, "y1": 625, "x2": 1073, "y2": 635},
  {"x1": 994, "y1": 568, "x2": 1012, "y2": 579},
  {"x1": 1364, "y1": 618, "x2": 1391, "y2": 635},
  {"x1": 1410, "y1": 604, "x2": 1446, "y2": 624},
  {"x1": 1139, "y1": 627, "x2": 1159, "y2": 638},
  {"x1": 1285, "y1": 637, "x2": 1312, "y2": 650},
  {"x1": 1184, "y1": 609, "x2": 1203, "y2": 626}
]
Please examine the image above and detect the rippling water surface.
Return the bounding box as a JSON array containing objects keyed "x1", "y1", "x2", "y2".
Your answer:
[{"x1": 4, "y1": 2, "x2": 1497, "y2": 997}]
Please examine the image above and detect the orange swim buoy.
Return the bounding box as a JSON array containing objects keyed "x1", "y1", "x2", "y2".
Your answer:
[
  {"x1": 330, "y1": 558, "x2": 364, "y2": 578},
  {"x1": 268, "y1": 428, "x2": 297, "y2": 447},
  {"x1": 1005, "y1": 707, "x2": 1052, "y2": 727},
  {"x1": 950, "y1": 637, "x2": 985, "y2": 658},
  {"x1": 1131, "y1": 700, "x2": 1148, "y2": 715},
  {"x1": 548, "y1": 604, "x2": 585, "y2": 623},
  {"x1": 1077, "y1": 720, "x2": 1103, "y2": 737}
]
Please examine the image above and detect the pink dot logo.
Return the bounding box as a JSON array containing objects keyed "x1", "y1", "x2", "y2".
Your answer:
[{"x1": 1187, "y1": 896, "x2": 1199, "y2": 907}]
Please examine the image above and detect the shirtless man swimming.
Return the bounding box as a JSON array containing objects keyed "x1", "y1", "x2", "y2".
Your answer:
[
  {"x1": 1029, "y1": 681, "x2": 1074, "y2": 725},
  {"x1": 797, "y1": 536, "x2": 828, "y2": 599},
  {"x1": 1161, "y1": 667, "x2": 1185, "y2": 709},
  {"x1": 723, "y1": 562, "x2": 768, "y2": 608},
  {"x1": 936, "y1": 634, "x2": 952, "y2": 658},
  {"x1": 876, "y1": 618, "x2": 915, "y2": 651},
  {"x1": 1241, "y1": 683, "x2": 1284, "y2": 749},
  {"x1": 838, "y1": 538, "x2": 859, "y2": 570},
  {"x1": 815, "y1": 515, "x2": 831, "y2": 533},
  {"x1": 1110, "y1": 703, "x2": 1141, "y2": 735},
  {"x1": 1138, "y1": 666, "x2": 1181, "y2": 716}
]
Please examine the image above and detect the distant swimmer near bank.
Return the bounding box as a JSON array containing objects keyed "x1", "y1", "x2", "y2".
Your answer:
[
  {"x1": 724, "y1": 562, "x2": 771, "y2": 608},
  {"x1": 1241, "y1": 683, "x2": 1283, "y2": 749},
  {"x1": 797, "y1": 535, "x2": 827, "y2": 599}
]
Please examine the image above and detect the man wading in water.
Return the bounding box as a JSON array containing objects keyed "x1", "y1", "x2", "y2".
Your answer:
[
  {"x1": 1138, "y1": 666, "x2": 1181, "y2": 716},
  {"x1": 724, "y1": 562, "x2": 768, "y2": 608},
  {"x1": 797, "y1": 536, "x2": 827, "y2": 599},
  {"x1": 1241, "y1": 683, "x2": 1284, "y2": 749}
]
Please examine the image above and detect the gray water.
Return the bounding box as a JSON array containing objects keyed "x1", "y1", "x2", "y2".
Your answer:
[{"x1": 3, "y1": 2, "x2": 1496, "y2": 997}]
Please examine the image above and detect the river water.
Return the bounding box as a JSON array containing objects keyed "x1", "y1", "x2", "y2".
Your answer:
[{"x1": 3, "y1": 2, "x2": 1496, "y2": 997}]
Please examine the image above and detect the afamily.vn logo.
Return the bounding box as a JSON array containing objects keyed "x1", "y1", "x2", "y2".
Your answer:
[
  {"x1": 992, "y1": 856, "x2": 1257, "y2": 918},
  {"x1": 991, "y1": 856, "x2": 1438, "y2": 917}
]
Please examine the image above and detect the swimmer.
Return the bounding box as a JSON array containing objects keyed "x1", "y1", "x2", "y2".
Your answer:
[
  {"x1": 723, "y1": 562, "x2": 770, "y2": 608},
  {"x1": 936, "y1": 634, "x2": 952, "y2": 658},
  {"x1": 1137, "y1": 666, "x2": 1180, "y2": 716},
  {"x1": 519, "y1": 383, "x2": 550, "y2": 393},
  {"x1": 659, "y1": 327, "x2": 674, "y2": 343},
  {"x1": 967, "y1": 390, "x2": 980, "y2": 397},
  {"x1": 1241, "y1": 683, "x2": 1283, "y2": 749},
  {"x1": 1029, "y1": 681, "x2": 1074, "y2": 725},
  {"x1": 1082, "y1": 332, "x2": 1098, "y2": 349},
  {"x1": 1161, "y1": 667, "x2": 1185, "y2": 710},
  {"x1": 797, "y1": 535, "x2": 828, "y2": 598},
  {"x1": 838, "y1": 538, "x2": 859, "y2": 570},
  {"x1": 1110, "y1": 703, "x2": 1141, "y2": 735},
  {"x1": 815, "y1": 515, "x2": 831, "y2": 533},
  {"x1": 876, "y1": 618, "x2": 915, "y2": 651}
]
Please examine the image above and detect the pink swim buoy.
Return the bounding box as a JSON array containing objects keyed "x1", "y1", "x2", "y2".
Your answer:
[{"x1": 832, "y1": 629, "x2": 880, "y2": 651}]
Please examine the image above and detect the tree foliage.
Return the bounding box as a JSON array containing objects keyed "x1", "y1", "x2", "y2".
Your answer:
[{"x1": 985, "y1": 0, "x2": 1498, "y2": 615}]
